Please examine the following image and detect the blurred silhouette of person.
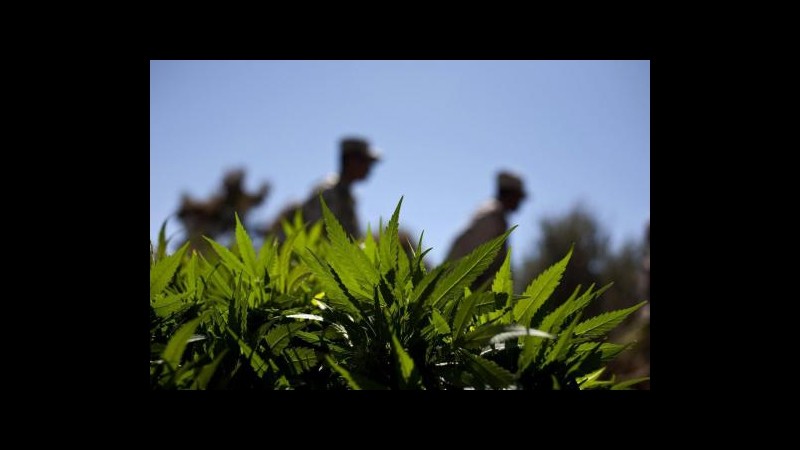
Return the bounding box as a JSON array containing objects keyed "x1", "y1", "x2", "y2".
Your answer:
[
  {"x1": 268, "y1": 137, "x2": 381, "y2": 240},
  {"x1": 178, "y1": 168, "x2": 269, "y2": 252},
  {"x1": 445, "y1": 171, "x2": 528, "y2": 290}
]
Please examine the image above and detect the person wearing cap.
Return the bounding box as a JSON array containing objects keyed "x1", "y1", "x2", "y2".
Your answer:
[
  {"x1": 294, "y1": 137, "x2": 381, "y2": 239},
  {"x1": 445, "y1": 171, "x2": 528, "y2": 290}
]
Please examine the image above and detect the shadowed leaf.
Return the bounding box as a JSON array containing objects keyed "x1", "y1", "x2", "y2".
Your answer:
[
  {"x1": 574, "y1": 301, "x2": 647, "y2": 341},
  {"x1": 428, "y1": 227, "x2": 516, "y2": 309},
  {"x1": 162, "y1": 316, "x2": 202, "y2": 370},
  {"x1": 513, "y1": 247, "x2": 572, "y2": 327},
  {"x1": 150, "y1": 242, "x2": 189, "y2": 299},
  {"x1": 234, "y1": 213, "x2": 258, "y2": 278}
]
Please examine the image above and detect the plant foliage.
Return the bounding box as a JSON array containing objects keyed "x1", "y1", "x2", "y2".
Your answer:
[{"x1": 150, "y1": 198, "x2": 648, "y2": 389}]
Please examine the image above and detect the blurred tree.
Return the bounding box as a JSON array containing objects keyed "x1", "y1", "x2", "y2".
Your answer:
[
  {"x1": 606, "y1": 220, "x2": 649, "y2": 389},
  {"x1": 600, "y1": 240, "x2": 644, "y2": 313},
  {"x1": 516, "y1": 204, "x2": 609, "y2": 317},
  {"x1": 516, "y1": 206, "x2": 650, "y2": 388},
  {"x1": 517, "y1": 204, "x2": 649, "y2": 316}
]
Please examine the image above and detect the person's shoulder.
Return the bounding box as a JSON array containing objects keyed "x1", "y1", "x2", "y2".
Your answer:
[
  {"x1": 473, "y1": 199, "x2": 503, "y2": 219},
  {"x1": 315, "y1": 173, "x2": 339, "y2": 192},
  {"x1": 304, "y1": 174, "x2": 338, "y2": 198}
]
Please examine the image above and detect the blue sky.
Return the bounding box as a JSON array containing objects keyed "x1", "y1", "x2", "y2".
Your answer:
[{"x1": 150, "y1": 60, "x2": 649, "y2": 268}]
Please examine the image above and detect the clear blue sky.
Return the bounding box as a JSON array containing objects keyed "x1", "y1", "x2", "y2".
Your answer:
[{"x1": 150, "y1": 60, "x2": 649, "y2": 268}]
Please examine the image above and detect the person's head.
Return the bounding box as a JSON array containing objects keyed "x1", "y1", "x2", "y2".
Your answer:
[
  {"x1": 223, "y1": 169, "x2": 246, "y2": 194},
  {"x1": 340, "y1": 137, "x2": 381, "y2": 183},
  {"x1": 496, "y1": 171, "x2": 527, "y2": 212}
]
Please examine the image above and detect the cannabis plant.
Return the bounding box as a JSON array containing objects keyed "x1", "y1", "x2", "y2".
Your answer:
[{"x1": 149, "y1": 198, "x2": 648, "y2": 390}]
